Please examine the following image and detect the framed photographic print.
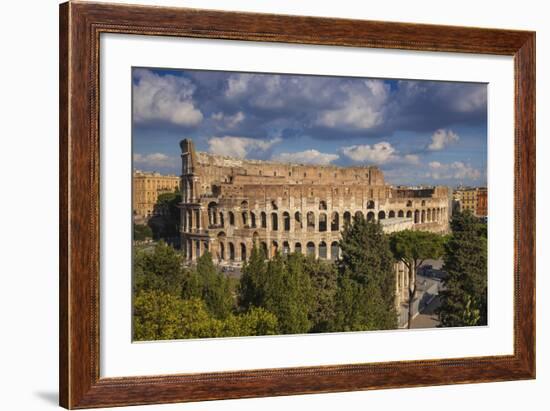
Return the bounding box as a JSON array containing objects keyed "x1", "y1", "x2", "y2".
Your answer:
[{"x1": 59, "y1": 1, "x2": 535, "y2": 409}]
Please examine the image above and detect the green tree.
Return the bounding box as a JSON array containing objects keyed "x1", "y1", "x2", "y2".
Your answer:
[
  {"x1": 238, "y1": 245, "x2": 268, "y2": 309},
  {"x1": 303, "y1": 256, "x2": 338, "y2": 333},
  {"x1": 148, "y1": 191, "x2": 182, "y2": 242},
  {"x1": 220, "y1": 307, "x2": 279, "y2": 337},
  {"x1": 333, "y1": 215, "x2": 397, "y2": 331},
  {"x1": 263, "y1": 253, "x2": 313, "y2": 334},
  {"x1": 182, "y1": 251, "x2": 233, "y2": 319},
  {"x1": 133, "y1": 290, "x2": 183, "y2": 340},
  {"x1": 134, "y1": 241, "x2": 184, "y2": 295},
  {"x1": 389, "y1": 229, "x2": 445, "y2": 328},
  {"x1": 133, "y1": 223, "x2": 153, "y2": 241},
  {"x1": 438, "y1": 211, "x2": 487, "y2": 327}
]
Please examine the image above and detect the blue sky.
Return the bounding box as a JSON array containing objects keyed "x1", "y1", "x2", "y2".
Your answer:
[{"x1": 132, "y1": 67, "x2": 487, "y2": 186}]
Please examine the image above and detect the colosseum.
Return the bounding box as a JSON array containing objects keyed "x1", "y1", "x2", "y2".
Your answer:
[{"x1": 179, "y1": 138, "x2": 449, "y2": 264}]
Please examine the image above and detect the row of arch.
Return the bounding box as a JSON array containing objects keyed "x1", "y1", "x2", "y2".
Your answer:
[
  {"x1": 190, "y1": 207, "x2": 447, "y2": 233},
  {"x1": 184, "y1": 238, "x2": 341, "y2": 261}
]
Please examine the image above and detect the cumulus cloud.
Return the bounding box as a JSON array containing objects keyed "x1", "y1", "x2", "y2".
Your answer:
[
  {"x1": 340, "y1": 142, "x2": 397, "y2": 164},
  {"x1": 133, "y1": 69, "x2": 203, "y2": 127},
  {"x1": 427, "y1": 129, "x2": 460, "y2": 151},
  {"x1": 207, "y1": 136, "x2": 282, "y2": 159},
  {"x1": 315, "y1": 80, "x2": 389, "y2": 130},
  {"x1": 211, "y1": 111, "x2": 245, "y2": 128},
  {"x1": 272, "y1": 150, "x2": 339, "y2": 165},
  {"x1": 134, "y1": 153, "x2": 178, "y2": 170},
  {"x1": 427, "y1": 161, "x2": 481, "y2": 180}
]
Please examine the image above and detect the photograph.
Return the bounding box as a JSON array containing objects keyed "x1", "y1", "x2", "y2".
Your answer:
[{"x1": 131, "y1": 67, "x2": 489, "y2": 341}]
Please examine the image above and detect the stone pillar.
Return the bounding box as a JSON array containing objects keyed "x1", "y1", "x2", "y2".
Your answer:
[{"x1": 326, "y1": 244, "x2": 331, "y2": 261}]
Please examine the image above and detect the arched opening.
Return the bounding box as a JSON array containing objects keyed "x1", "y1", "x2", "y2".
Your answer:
[
  {"x1": 319, "y1": 241, "x2": 327, "y2": 259},
  {"x1": 331, "y1": 212, "x2": 339, "y2": 231},
  {"x1": 319, "y1": 213, "x2": 327, "y2": 232},
  {"x1": 229, "y1": 211, "x2": 235, "y2": 226},
  {"x1": 241, "y1": 200, "x2": 249, "y2": 209},
  {"x1": 261, "y1": 212, "x2": 267, "y2": 228},
  {"x1": 283, "y1": 212, "x2": 290, "y2": 231},
  {"x1": 271, "y1": 240, "x2": 279, "y2": 256},
  {"x1": 343, "y1": 211, "x2": 351, "y2": 226},
  {"x1": 319, "y1": 200, "x2": 327, "y2": 210},
  {"x1": 283, "y1": 241, "x2": 290, "y2": 255},
  {"x1": 388, "y1": 210, "x2": 395, "y2": 218},
  {"x1": 331, "y1": 241, "x2": 339, "y2": 260},
  {"x1": 367, "y1": 211, "x2": 375, "y2": 222},
  {"x1": 240, "y1": 243, "x2": 247, "y2": 261},
  {"x1": 427, "y1": 209, "x2": 432, "y2": 222},
  {"x1": 260, "y1": 241, "x2": 268, "y2": 259},
  {"x1": 378, "y1": 210, "x2": 386, "y2": 220},
  {"x1": 307, "y1": 211, "x2": 315, "y2": 232},
  {"x1": 271, "y1": 212, "x2": 278, "y2": 231},
  {"x1": 367, "y1": 200, "x2": 375, "y2": 209},
  {"x1": 195, "y1": 240, "x2": 200, "y2": 259},
  {"x1": 252, "y1": 231, "x2": 259, "y2": 245},
  {"x1": 217, "y1": 232, "x2": 226, "y2": 261},
  {"x1": 241, "y1": 211, "x2": 248, "y2": 226},
  {"x1": 208, "y1": 202, "x2": 218, "y2": 226},
  {"x1": 219, "y1": 212, "x2": 224, "y2": 227},
  {"x1": 407, "y1": 200, "x2": 413, "y2": 207},
  {"x1": 398, "y1": 210, "x2": 404, "y2": 218},
  {"x1": 306, "y1": 241, "x2": 315, "y2": 257},
  {"x1": 219, "y1": 242, "x2": 225, "y2": 261},
  {"x1": 406, "y1": 210, "x2": 412, "y2": 218},
  {"x1": 195, "y1": 209, "x2": 200, "y2": 229},
  {"x1": 250, "y1": 212, "x2": 256, "y2": 228},
  {"x1": 229, "y1": 243, "x2": 235, "y2": 261},
  {"x1": 414, "y1": 210, "x2": 420, "y2": 224},
  {"x1": 271, "y1": 200, "x2": 278, "y2": 210},
  {"x1": 294, "y1": 242, "x2": 302, "y2": 254},
  {"x1": 355, "y1": 210, "x2": 364, "y2": 221},
  {"x1": 421, "y1": 200, "x2": 426, "y2": 206},
  {"x1": 421, "y1": 209, "x2": 426, "y2": 223},
  {"x1": 294, "y1": 211, "x2": 302, "y2": 230}
]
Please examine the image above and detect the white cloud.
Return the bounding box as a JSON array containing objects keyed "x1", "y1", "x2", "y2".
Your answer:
[
  {"x1": 452, "y1": 86, "x2": 487, "y2": 113},
  {"x1": 207, "y1": 136, "x2": 282, "y2": 159},
  {"x1": 211, "y1": 111, "x2": 245, "y2": 128},
  {"x1": 133, "y1": 69, "x2": 203, "y2": 126},
  {"x1": 225, "y1": 75, "x2": 250, "y2": 98},
  {"x1": 272, "y1": 150, "x2": 339, "y2": 165},
  {"x1": 427, "y1": 129, "x2": 460, "y2": 151},
  {"x1": 404, "y1": 154, "x2": 420, "y2": 165},
  {"x1": 340, "y1": 142, "x2": 397, "y2": 164},
  {"x1": 315, "y1": 80, "x2": 389, "y2": 130},
  {"x1": 427, "y1": 161, "x2": 481, "y2": 180},
  {"x1": 134, "y1": 153, "x2": 178, "y2": 170}
]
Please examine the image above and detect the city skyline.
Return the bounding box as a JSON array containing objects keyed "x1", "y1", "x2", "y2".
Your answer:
[{"x1": 133, "y1": 67, "x2": 487, "y2": 186}]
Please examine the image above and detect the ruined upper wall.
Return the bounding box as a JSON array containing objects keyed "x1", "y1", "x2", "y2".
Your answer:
[{"x1": 194, "y1": 151, "x2": 385, "y2": 188}]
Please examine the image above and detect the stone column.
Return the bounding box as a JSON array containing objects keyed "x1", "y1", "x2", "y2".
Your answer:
[{"x1": 326, "y1": 244, "x2": 331, "y2": 261}]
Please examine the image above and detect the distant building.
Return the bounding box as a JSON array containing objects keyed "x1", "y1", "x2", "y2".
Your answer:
[
  {"x1": 453, "y1": 186, "x2": 487, "y2": 217},
  {"x1": 476, "y1": 187, "x2": 488, "y2": 217},
  {"x1": 133, "y1": 170, "x2": 180, "y2": 221}
]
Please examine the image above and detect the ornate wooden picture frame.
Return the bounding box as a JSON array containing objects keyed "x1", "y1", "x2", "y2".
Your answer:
[{"x1": 59, "y1": 1, "x2": 535, "y2": 408}]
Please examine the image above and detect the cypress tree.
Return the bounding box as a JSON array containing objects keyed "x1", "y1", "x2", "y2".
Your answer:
[
  {"x1": 333, "y1": 215, "x2": 397, "y2": 331},
  {"x1": 438, "y1": 211, "x2": 487, "y2": 327}
]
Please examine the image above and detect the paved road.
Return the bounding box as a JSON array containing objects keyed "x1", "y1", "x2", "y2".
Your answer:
[{"x1": 410, "y1": 296, "x2": 441, "y2": 329}]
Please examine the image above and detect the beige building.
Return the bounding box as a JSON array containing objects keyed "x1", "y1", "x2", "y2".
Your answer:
[
  {"x1": 453, "y1": 186, "x2": 487, "y2": 216},
  {"x1": 133, "y1": 170, "x2": 180, "y2": 221}
]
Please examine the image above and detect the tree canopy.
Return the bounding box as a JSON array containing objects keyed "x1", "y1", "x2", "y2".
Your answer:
[
  {"x1": 438, "y1": 211, "x2": 487, "y2": 327},
  {"x1": 333, "y1": 215, "x2": 397, "y2": 331}
]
